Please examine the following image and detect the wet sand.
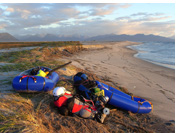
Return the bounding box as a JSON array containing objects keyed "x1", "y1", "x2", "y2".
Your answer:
[{"x1": 68, "y1": 41, "x2": 175, "y2": 121}]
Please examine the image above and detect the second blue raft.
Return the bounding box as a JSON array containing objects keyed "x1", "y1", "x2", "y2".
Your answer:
[{"x1": 96, "y1": 81, "x2": 153, "y2": 113}]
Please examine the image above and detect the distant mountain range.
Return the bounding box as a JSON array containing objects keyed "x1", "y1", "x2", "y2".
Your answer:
[
  {"x1": 0, "y1": 33, "x2": 19, "y2": 42},
  {"x1": 86, "y1": 34, "x2": 175, "y2": 42},
  {"x1": 0, "y1": 32, "x2": 175, "y2": 42},
  {"x1": 17, "y1": 34, "x2": 86, "y2": 42}
]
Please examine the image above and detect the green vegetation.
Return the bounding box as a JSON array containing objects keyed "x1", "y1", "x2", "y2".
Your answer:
[
  {"x1": 0, "y1": 41, "x2": 82, "y2": 49},
  {"x1": 0, "y1": 56, "x2": 61, "y2": 72},
  {"x1": 0, "y1": 42, "x2": 83, "y2": 72},
  {"x1": 0, "y1": 50, "x2": 31, "y2": 63}
]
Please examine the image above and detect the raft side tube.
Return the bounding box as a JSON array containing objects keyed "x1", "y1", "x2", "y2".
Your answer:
[
  {"x1": 96, "y1": 81, "x2": 152, "y2": 113},
  {"x1": 48, "y1": 72, "x2": 60, "y2": 85},
  {"x1": 96, "y1": 81, "x2": 131, "y2": 99},
  {"x1": 28, "y1": 76, "x2": 45, "y2": 91},
  {"x1": 12, "y1": 76, "x2": 28, "y2": 91},
  {"x1": 106, "y1": 89, "x2": 152, "y2": 113},
  {"x1": 13, "y1": 76, "x2": 46, "y2": 92}
]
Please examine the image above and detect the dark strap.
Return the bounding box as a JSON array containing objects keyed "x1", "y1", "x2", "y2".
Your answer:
[
  {"x1": 26, "y1": 77, "x2": 29, "y2": 91},
  {"x1": 136, "y1": 103, "x2": 140, "y2": 113},
  {"x1": 108, "y1": 92, "x2": 114, "y2": 103}
]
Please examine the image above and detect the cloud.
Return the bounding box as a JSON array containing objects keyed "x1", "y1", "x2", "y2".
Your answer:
[
  {"x1": 114, "y1": 19, "x2": 175, "y2": 37},
  {"x1": 0, "y1": 23, "x2": 7, "y2": 29},
  {"x1": 16, "y1": 9, "x2": 31, "y2": 19},
  {"x1": 61, "y1": 8, "x2": 78, "y2": 15},
  {"x1": 0, "y1": 3, "x2": 175, "y2": 38},
  {"x1": 56, "y1": 18, "x2": 175, "y2": 38},
  {"x1": 89, "y1": 4, "x2": 131, "y2": 16},
  {"x1": 0, "y1": 8, "x2": 3, "y2": 15},
  {"x1": 6, "y1": 17, "x2": 174, "y2": 38},
  {"x1": 6, "y1": 7, "x2": 14, "y2": 12},
  {"x1": 119, "y1": 4, "x2": 131, "y2": 8},
  {"x1": 140, "y1": 21, "x2": 175, "y2": 37},
  {"x1": 130, "y1": 12, "x2": 165, "y2": 17},
  {"x1": 129, "y1": 16, "x2": 172, "y2": 22},
  {"x1": 117, "y1": 12, "x2": 172, "y2": 23},
  {"x1": 19, "y1": 18, "x2": 174, "y2": 38},
  {"x1": 90, "y1": 7, "x2": 115, "y2": 16},
  {"x1": 0, "y1": 4, "x2": 82, "y2": 30}
]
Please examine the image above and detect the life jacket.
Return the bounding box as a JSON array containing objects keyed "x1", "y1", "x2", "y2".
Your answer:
[
  {"x1": 54, "y1": 93, "x2": 73, "y2": 107},
  {"x1": 54, "y1": 93, "x2": 96, "y2": 115}
]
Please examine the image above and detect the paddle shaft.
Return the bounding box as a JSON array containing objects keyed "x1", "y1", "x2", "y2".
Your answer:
[{"x1": 46, "y1": 61, "x2": 72, "y2": 76}]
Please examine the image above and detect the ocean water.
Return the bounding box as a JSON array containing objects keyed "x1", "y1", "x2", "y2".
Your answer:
[{"x1": 127, "y1": 42, "x2": 175, "y2": 69}]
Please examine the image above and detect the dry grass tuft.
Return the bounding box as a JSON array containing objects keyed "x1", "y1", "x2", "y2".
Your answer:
[{"x1": 0, "y1": 94, "x2": 50, "y2": 133}]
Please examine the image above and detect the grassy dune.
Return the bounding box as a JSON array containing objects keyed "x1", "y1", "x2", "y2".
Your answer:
[{"x1": 0, "y1": 43, "x2": 83, "y2": 72}]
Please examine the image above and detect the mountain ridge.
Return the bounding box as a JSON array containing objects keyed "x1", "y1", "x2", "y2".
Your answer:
[
  {"x1": 0, "y1": 33, "x2": 19, "y2": 42},
  {"x1": 85, "y1": 34, "x2": 174, "y2": 42},
  {"x1": 0, "y1": 32, "x2": 174, "y2": 42}
]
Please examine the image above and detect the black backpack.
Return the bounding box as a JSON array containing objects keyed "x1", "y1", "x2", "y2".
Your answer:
[{"x1": 73, "y1": 72, "x2": 96, "y2": 89}]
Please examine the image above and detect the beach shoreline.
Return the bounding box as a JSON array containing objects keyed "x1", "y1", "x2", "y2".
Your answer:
[
  {"x1": 126, "y1": 43, "x2": 175, "y2": 70},
  {"x1": 67, "y1": 41, "x2": 175, "y2": 121}
]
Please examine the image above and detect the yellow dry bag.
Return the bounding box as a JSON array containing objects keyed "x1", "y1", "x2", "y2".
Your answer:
[
  {"x1": 36, "y1": 70, "x2": 48, "y2": 77},
  {"x1": 93, "y1": 88, "x2": 105, "y2": 96}
]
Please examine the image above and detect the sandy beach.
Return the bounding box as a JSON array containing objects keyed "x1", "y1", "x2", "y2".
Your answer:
[{"x1": 67, "y1": 41, "x2": 175, "y2": 121}]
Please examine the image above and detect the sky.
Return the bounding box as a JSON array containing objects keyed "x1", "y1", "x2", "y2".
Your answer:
[{"x1": 0, "y1": 3, "x2": 175, "y2": 38}]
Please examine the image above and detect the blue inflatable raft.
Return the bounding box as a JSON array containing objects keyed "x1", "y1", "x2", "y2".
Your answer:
[
  {"x1": 96, "y1": 81, "x2": 153, "y2": 114},
  {"x1": 12, "y1": 67, "x2": 59, "y2": 92}
]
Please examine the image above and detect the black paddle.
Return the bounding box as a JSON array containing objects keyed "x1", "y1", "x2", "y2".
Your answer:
[{"x1": 46, "y1": 61, "x2": 72, "y2": 76}]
